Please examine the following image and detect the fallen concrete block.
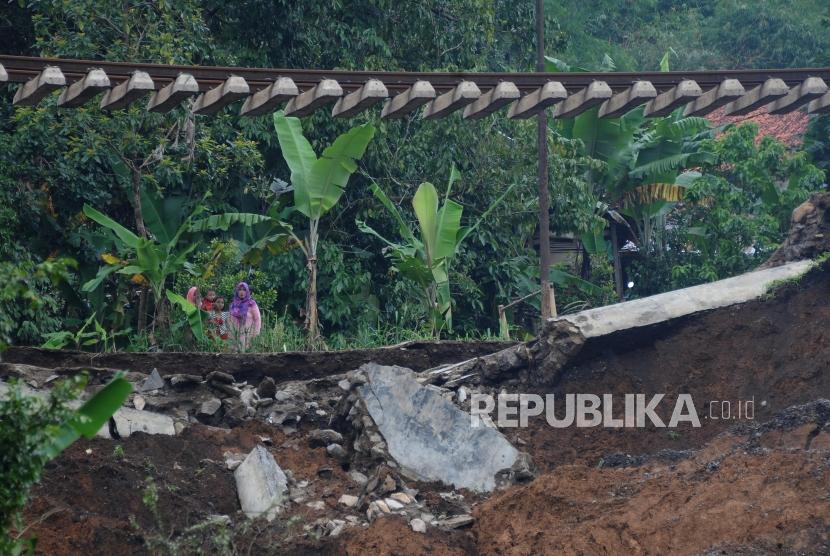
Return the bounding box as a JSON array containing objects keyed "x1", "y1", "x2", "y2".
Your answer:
[
  {"x1": 112, "y1": 407, "x2": 176, "y2": 437},
  {"x1": 356, "y1": 363, "x2": 519, "y2": 492},
  {"x1": 559, "y1": 259, "x2": 814, "y2": 338},
  {"x1": 234, "y1": 445, "x2": 288, "y2": 521}
]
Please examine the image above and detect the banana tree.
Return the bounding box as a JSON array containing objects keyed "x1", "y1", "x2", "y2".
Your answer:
[
  {"x1": 358, "y1": 166, "x2": 515, "y2": 336},
  {"x1": 272, "y1": 112, "x2": 375, "y2": 344},
  {"x1": 82, "y1": 191, "x2": 269, "y2": 337}
]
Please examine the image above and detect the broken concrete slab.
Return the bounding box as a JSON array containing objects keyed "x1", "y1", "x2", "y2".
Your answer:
[
  {"x1": 234, "y1": 445, "x2": 288, "y2": 521},
  {"x1": 140, "y1": 368, "x2": 165, "y2": 392},
  {"x1": 356, "y1": 363, "x2": 520, "y2": 492},
  {"x1": 558, "y1": 259, "x2": 814, "y2": 338},
  {"x1": 112, "y1": 407, "x2": 176, "y2": 437}
]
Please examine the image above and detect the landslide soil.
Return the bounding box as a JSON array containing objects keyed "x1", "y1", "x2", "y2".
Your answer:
[{"x1": 20, "y1": 268, "x2": 830, "y2": 555}]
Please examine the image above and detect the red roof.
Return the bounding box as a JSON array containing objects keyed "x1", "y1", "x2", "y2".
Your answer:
[{"x1": 706, "y1": 106, "x2": 810, "y2": 147}]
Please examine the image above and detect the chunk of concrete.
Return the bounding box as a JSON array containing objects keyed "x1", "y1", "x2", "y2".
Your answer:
[
  {"x1": 234, "y1": 445, "x2": 288, "y2": 521},
  {"x1": 199, "y1": 397, "x2": 222, "y2": 417},
  {"x1": 112, "y1": 407, "x2": 175, "y2": 437},
  {"x1": 356, "y1": 363, "x2": 519, "y2": 492},
  {"x1": 141, "y1": 368, "x2": 165, "y2": 392}
]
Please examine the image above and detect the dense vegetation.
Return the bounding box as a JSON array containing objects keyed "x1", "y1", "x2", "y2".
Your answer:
[{"x1": 0, "y1": 0, "x2": 827, "y2": 351}]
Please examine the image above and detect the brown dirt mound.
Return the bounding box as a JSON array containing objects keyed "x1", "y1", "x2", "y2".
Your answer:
[
  {"x1": 517, "y1": 265, "x2": 830, "y2": 470},
  {"x1": 474, "y1": 422, "x2": 830, "y2": 555},
  {"x1": 332, "y1": 516, "x2": 475, "y2": 556}
]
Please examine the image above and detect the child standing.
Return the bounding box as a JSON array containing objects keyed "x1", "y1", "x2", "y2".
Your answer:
[{"x1": 208, "y1": 297, "x2": 229, "y2": 342}]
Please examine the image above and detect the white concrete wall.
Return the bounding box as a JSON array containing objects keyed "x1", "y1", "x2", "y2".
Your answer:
[{"x1": 556, "y1": 259, "x2": 815, "y2": 338}]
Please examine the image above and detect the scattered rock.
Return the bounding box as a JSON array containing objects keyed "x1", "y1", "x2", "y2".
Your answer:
[
  {"x1": 224, "y1": 451, "x2": 245, "y2": 471},
  {"x1": 112, "y1": 407, "x2": 175, "y2": 437},
  {"x1": 310, "y1": 429, "x2": 344, "y2": 447},
  {"x1": 326, "y1": 443, "x2": 348, "y2": 461},
  {"x1": 168, "y1": 373, "x2": 202, "y2": 387},
  {"x1": 410, "y1": 518, "x2": 426, "y2": 533},
  {"x1": 306, "y1": 500, "x2": 326, "y2": 511},
  {"x1": 133, "y1": 395, "x2": 146, "y2": 411},
  {"x1": 338, "y1": 494, "x2": 359, "y2": 507},
  {"x1": 198, "y1": 397, "x2": 222, "y2": 418},
  {"x1": 436, "y1": 515, "x2": 475, "y2": 529},
  {"x1": 207, "y1": 371, "x2": 235, "y2": 384},
  {"x1": 389, "y1": 492, "x2": 414, "y2": 505},
  {"x1": 384, "y1": 498, "x2": 405, "y2": 511},
  {"x1": 140, "y1": 369, "x2": 165, "y2": 392},
  {"x1": 213, "y1": 383, "x2": 242, "y2": 397},
  {"x1": 317, "y1": 467, "x2": 334, "y2": 479},
  {"x1": 256, "y1": 377, "x2": 277, "y2": 399},
  {"x1": 349, "y1": 471, "x2": 368, "y2": 486},
  {"x1": 380, "y1": 474, "x2": 397, "y2": 494},
  {"x1": 234, "y1": 445, "x2": 288, "y2": 521},
  {"x1": 338, "y1": 379, "x2": 351, "y2": 392}
]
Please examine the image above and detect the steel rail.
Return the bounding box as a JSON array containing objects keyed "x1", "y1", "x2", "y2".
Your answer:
[{"x1": 3, "y1": 55, "x2": 830, "y2": 94}]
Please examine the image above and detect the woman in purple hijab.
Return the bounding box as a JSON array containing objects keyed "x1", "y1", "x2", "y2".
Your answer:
[{"x1": 228, "y1": 282, "x2": 262, "y2": 351}]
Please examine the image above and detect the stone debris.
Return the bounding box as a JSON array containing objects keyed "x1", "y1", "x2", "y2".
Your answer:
[
  {"x1": 384, "y1": 497, "x2": 405, "y2": 511},
  {"x1": 198, "y1": 397, "x2": 222, "y2": 418},
  {"x1": 207, "y1": 371, "x2": 235, "y2": 384},
  {"x1": 306, "y1": 500, "x2": 326, "y2": 511},
  {"x1": 347, "y1": 363, "x2": 522, "y2": 492},
  {"x1": 410, "y1": 518, "x2": 427, "y2": 533},
  {"x1": 112, "y1": 407, "x2": 176, "y2": 437},
  {"x1": 436, "y1": 514, "x2": 475, "y2": 529},
  {"x1": 338, "y1": 494, "x2": 359, "y2": 507},
  {"x1": 224, "y1": 451, "x2": 245, "y2": 471},
  {"x1": 234, "y1": 445, "x2": 288, "y2": 521},
  {"x1": 168, "y1": 373, "x2": 202, "y2": 387},
  {"x1": 132, "y1": 394, "x2": 146, "y2": 411},
  {"x1": 140, "y1": 368, "x2": 165, "y2": 392},
  {"x1": 309, "y1": 429, "x2": 344, "y2": 447},
  {"x1": 326, "y1": 443, "x2": 348, "y2": 461},
  {"x1": 349, "y1": 470, "x2": 369, "y2": 486},
  {"x1": 256, "y1": 377, "x2": 277, "y2": 399},
  {"x1": 389, "y1": 492, "x2": 414, "y2": 505}
]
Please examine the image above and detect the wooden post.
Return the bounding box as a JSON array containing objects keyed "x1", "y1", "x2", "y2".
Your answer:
[
  {"x1": 536, "y1": 0, "x2": 555, "y2": 320},
  {"x1": 610, "y1": 222, "x2": 624, "y2": 301}
]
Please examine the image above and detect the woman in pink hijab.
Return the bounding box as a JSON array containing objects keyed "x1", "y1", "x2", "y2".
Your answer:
[
  {"x1": 227, "y1": 282, "x2": 262, "y2": 352},
  {"x1": 186, "y1": 286, "x2": 202, "y2": 307}
]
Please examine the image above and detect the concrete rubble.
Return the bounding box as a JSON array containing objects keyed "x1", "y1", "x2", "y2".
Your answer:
[
  {"x1": 233, "y1": 445, "x2": 289, "y2": 521},
  {"x1": 338, "y1": 363, "x2": 525, "y2": 492}
]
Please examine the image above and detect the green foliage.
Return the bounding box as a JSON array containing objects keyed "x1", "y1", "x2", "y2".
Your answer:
[
  {"x1": 41, "y1": 312, "x2": 130, "y2": 352},
  {"x1": 0, "y1": 374, "x2": 131, "y2": 552},
  {"x1": 629, "y1": 123, "x2": 824, "y2": 296},
  {"x1": 360, "y1": 167, "x2": 515, "y2": 335},
  {"x1": 0, "y1": 258, "x2": 75, "y2": 350}
]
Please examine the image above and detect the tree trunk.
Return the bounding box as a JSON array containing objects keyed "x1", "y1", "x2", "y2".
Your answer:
[
  {"x1": 131, "y1": 165, "x2": 147, "y2": 238},
  {"x1": 580, "y1": 245, "x2": 592, "y2": 281},
  {"x1": 304, "y1": 223, "x2": 321, "y2": 346},
  {"x1": 305, "y1": 256, "x2": 319, "y2": 345},
  {"x1": 137, "y1": 287, "x2": 148, "y2": 334}
]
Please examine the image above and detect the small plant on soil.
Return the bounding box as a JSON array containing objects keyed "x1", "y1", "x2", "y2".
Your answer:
[
  {"x1": 0, "y1": 374, "x2": 131, "y2": 554},
  {"x1": 112, "y1": 444, "x2": 125, "y2": 460},
  {"x1": 136, "y1": 477, "x2": 236, "y2": 555}
]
